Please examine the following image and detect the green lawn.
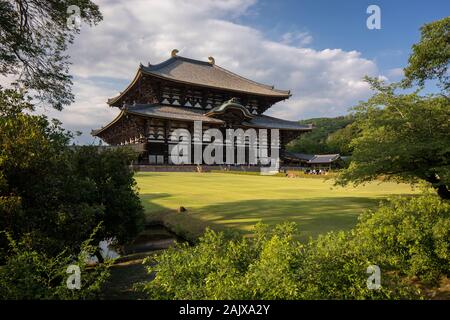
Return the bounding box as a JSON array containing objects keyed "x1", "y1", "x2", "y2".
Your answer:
[{"x1": 136, "y1": 172, "x2": 418, "y2": 240}]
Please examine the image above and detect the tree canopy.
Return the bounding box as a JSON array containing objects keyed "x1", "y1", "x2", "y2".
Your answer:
[
  {"x1": 337, "y1": 17, "x2": 450, "y2": 200},
  {"x1": 336, "y1": 78, "x2": 450, "y2": 199},
  {"x1": 403, "y1": 16, "x2": 450, "y2": 92},
  {"x1": 0, "y1": 0, "x2": 102, "y2": 109},
  {"x1": 0, "y1": 88, "x2": 144, "y2": 260}
]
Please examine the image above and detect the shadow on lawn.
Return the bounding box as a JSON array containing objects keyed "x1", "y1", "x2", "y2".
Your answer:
[
  {"x1": 192, "y1": 197, "x2": 383, "y2": 241},
  {"x1": 140, "y1": 192, "x2": 416, "y2": 241}
]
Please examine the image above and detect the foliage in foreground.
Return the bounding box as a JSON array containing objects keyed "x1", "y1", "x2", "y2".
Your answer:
[
  {"x1": 356, "y1": 192, "x2": 450, "y2": 284},
  {"x1": 143, "y1": 194, "x2": 449, "y2": 299},
  {"x1": 0, "y1": 88, "x2": 144, "y2": 298},
  {"x1": 0, "y1": 88, "x2": 145, "y2": 260},
  {"x1": 0, "y1": 228, "x2": 110, "y2": 300}
]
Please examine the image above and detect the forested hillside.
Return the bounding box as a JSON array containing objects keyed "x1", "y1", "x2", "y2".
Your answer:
[{"x1": 287, "y1": 115, "x2": 355, "y2": 155}]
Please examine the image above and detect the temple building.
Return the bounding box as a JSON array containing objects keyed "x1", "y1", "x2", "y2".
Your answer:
[{"x1": 92, "y1": 50, "x2": 312, "y2": 165}]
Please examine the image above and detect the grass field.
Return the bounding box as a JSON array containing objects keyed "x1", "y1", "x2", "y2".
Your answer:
[{"x1": 136, "y1": 172, "x2": 419, "y2": 240}]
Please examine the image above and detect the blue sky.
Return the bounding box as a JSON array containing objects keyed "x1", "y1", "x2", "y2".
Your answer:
[
  {"x1": 243, "y1": 0, "x2": 449, "y2": 75},
  {"x1": 31, "y1": 0, "x2": 448, "y2": 144}
]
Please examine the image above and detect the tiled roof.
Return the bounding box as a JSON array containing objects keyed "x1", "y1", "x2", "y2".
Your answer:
[
  {"x1": 283, "y1": 151, "x2": 341, "y2": 163},
  {"x1": 307, "y1": 154, "x2": 341, "y2": 164},
  {"x1": 92, "y1": 104, "x2": 224, "y2": 136},
  {"x1": 206, "y1": 98, "x2": 254, "y2": 119},
  {"x1": 126, "y1": 104, "x2": 224, "y2": 124},
  {"x1": 141, "y1": 56, "x2": 290, "y2": 97},
  {"x1": 244, "y1": 115, "x2": 312, "y2": 131},
  {"x1": 283, "y1": 152, "x2": 315, "y2": 161},
  {"x1": 92, "y1": 104, "x2": 311, "y2": 136}
]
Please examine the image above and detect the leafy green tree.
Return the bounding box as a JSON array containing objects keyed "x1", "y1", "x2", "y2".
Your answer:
[
  {"x1": 0, "y1": 0, "x2": 102, "y2": 109},
  {"x1": 0, "y1": 88, "x2": 144, "y2": 260},
  {"x1": 70, "y1": 146, "x2": 145, "y2": 248},
  {"x1": 1, "y1": 87, "x2": 93, "y2": 256},
  {"x1": 337, "y1": 18, "x2": 450, "y2": 199},
  {"x1": 403, "y1": 17, "x2": 450, "y2": 92},
  {"x1": 336, "y1": 78, "x2": 450, "y2": 199}
]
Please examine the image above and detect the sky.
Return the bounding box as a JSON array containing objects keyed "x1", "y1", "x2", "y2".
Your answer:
[{"x1": 36, "y1": 0, "x2": 449, "y2": 144}]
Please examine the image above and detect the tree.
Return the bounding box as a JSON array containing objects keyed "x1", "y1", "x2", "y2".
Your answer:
[
  {"x1": 0, "y1": 0, "x2": 102, "y2": 109},
  {"x1": 70, "y1": 146, "x2": 145, "y2": 248},
  {"x1": 0, "y1": 88, "x2": 144, "y2": 260},
  {"x1": 403, "y1": 17, "x2": 450, "y2": 92},
  {"x1": 337, "y1": 18, "x2": 450, "y2": 199},
  {"x1": 336, "y1": 78, "x2": 450, "y2": 199}
]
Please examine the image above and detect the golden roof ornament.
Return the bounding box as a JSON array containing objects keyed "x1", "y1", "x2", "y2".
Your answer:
[
  {"x1": 208, "y1": 56, "x2": 215, "y2": 65},
  {"x1": 171, "y1": 49, "x2": 179, "y2": 57}
]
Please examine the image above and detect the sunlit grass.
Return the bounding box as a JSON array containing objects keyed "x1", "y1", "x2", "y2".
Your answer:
[{"x1": 135, "y1": 172, "x2": 419, "y2": 240}]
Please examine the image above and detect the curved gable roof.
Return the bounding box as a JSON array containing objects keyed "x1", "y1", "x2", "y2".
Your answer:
[
  {"x1": 205, "y1": 98, "x2": 253, "y2": 119},
  {"x1": 108, "y1": 55, "x2": 291, "y2": 106},
  {"x1": 142, "y1": 56, "x2": 290, "y2": 97}
]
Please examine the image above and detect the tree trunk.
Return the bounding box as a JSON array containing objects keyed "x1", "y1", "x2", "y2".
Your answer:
[
  {"x1": 436, "y1": 184, "x2": 450, "y2": 200},
  {"x1": 425, "y1": 174, "x2": 450, "y2": 200},
  {"x1": 95, "y1": 248, "x2": 104, "y2": 264}
]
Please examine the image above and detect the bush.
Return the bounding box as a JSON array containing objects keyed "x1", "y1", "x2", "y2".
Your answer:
[
  {"x1": 355, "y1": 193, "x2": 450, "y2": 284},
  {"x1": 0, "y1": 230, "x2": 110, "y2": 300},
  {"x1": 69, "y1": 146, "x2": 145, "y2": 246},
  {"x1": 142, "y1": 222, "x2": 422, "y2": 299},
  {"x1": 143, "y1": 194, "x2": 449, "y2": 299},
  {"x1": 0, "y1": 88, "x2": 144, "y2": 298},
  {"x1": 297, "y1": 231, "x2": 418, "y2": 299},
  {"x1": 143, "y1": 223, "x2": 303, "y2": 299}
]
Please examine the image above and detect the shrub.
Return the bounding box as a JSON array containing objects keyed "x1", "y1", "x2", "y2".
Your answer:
[
  {"x1": 297, "y1": 231, "x2": 418, "y2": 299},
  {"x1": 143, "y1": 193, "x2": 450, "y2": 299},
  {"x1": 142, "y1": 220, "x2": 424, "y2": 299},
  {"x1": 0, "y1": 231, "x2": 110, "y2": 300},
  {"x1": 143, "y1": 223, "x2": 303, "y2": 299},
  {"x1": 69, "y1": 146, "x2": 145, "y2": 246},
  {"x1": 355, "y1": 193, "x2": 450, "y2": 284}
]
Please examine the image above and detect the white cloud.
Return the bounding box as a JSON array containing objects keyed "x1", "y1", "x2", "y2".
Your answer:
[
  {"x1": 39, "y1": 0, "x2": 382, "y2": 143},
  {"x1": 39, "y1": 77, "x2": 120, "y2": 144},
  {"x1": 281, "y1": 31, "x2": 313, "y2": 46}
]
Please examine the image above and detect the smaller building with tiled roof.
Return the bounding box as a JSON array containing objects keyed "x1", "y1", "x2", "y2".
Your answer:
[{"x1": 283, "y1": 151, "x2": 343, "y2": 169}]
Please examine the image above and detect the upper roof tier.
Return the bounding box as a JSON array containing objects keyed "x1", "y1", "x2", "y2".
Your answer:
[
  {"x1": 142, "y1": 55, "x2": 290, "y2": 96},
  {"x1": 107, "y1": 52, "x2": 291, "y2": 106}
]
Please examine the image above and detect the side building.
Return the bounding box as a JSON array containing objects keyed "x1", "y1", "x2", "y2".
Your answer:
[{"x1": 92, "y1": 50, "x2": 312, "y2": 165}]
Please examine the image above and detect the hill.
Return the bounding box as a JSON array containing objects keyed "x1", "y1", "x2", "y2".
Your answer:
[{"x1": 287, "y1": 115, "x2": 354, "y2": 155}]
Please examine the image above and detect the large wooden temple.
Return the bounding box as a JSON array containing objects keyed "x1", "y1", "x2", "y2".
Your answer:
[{"x1": 92, "y1": 50, "x2": 312, "y2": 165}]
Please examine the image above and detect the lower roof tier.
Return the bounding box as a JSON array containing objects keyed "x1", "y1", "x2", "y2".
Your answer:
[{"x1": 92, "y1": 103, "x2": 312, "y2": 137}]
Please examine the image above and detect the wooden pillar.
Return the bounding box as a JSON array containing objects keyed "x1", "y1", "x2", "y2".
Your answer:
[{"x1": 163, "y1": 120, "x2": 170, "y2": 164}]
